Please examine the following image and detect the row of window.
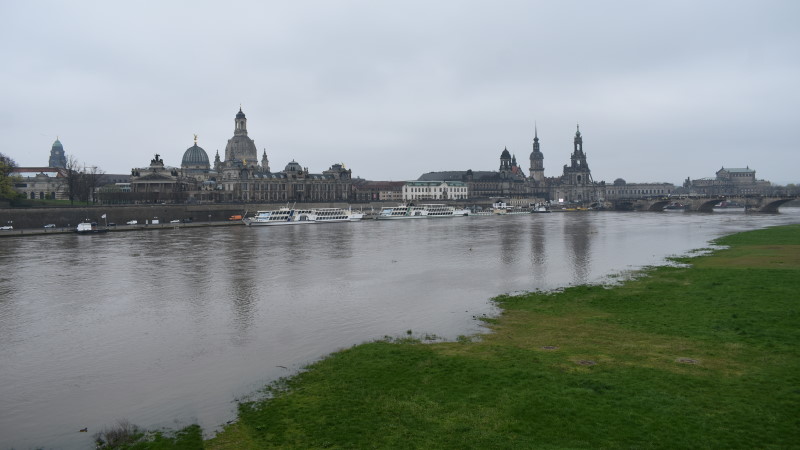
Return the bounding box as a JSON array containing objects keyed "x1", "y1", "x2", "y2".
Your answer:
[
  {"x1": 24, "y1": 191, "x2": 57, "y2": 199},
  {"x1": 610, "y1": 188, "x2": 672, "y2": 195},
  {"x1": 404, "y1": 187, "x2": 468, "y2": 193},
  {"x1": 223, "y1": 183, "x2": 348, "y2": 192}
]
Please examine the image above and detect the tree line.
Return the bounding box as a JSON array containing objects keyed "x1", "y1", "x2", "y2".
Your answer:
[
  {"x1": 64, "y1": 155, "x2": 104, "y2": 205},
  {"x1": 0, "y1": 152, "x2": 105, "y2": 205}
]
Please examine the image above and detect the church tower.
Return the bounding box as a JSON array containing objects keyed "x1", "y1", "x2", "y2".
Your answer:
[
  {"x1": 224, "y1": 107, "x2": 258, "y2": 167},
  {"x1": 48, "y1": 138, "x2": 67, "y2": 168},
  {"x1": 560, "y1": 124, "x2": 594, "y2": 200},
  {"x1": 261, "y1": 149, "x2": 270, "y2": 172},
  {"x1": 570, "y1": 124, "x2": 589, "y2": 172},
  {"x1": 529, "y1": 125, "x2": 544, "y2": 183},
  {"x1": 499, "y1": 147, "x2": 512, "y2": 179}
]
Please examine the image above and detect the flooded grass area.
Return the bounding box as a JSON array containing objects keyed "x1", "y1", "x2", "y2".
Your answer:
[{"x1": 208, "y1": 224, "x2": 800, "y2": 449}]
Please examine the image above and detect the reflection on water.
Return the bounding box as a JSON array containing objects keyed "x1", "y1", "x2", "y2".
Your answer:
[
  {"x1": 564, "y1": 213, "x2": 595, "y2": 284},
  {"x1": 1, "y1": 210, "x2": 799, "y2": 449}
]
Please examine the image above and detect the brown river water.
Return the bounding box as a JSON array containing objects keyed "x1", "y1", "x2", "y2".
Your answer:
[{"x1": 1, "y1": 209, "x2": 799, "y2": 449}]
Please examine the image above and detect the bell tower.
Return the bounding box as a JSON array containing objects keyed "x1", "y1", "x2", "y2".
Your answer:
[
  {"x1": 48, "y1": 138, "x2": 67, "y2": 168},
  {"x1": 571, "y1": 124, "x2": 589, "y2": 171},
  {"x1": 563, "y1": 124, "x2": 593, "y2": 189},
  {"x1": 529, "y1": 125, "x2": 544, "y2": 183},
  {"x1": 234, "y1": 106, "x2": 248, "y2": 136}
]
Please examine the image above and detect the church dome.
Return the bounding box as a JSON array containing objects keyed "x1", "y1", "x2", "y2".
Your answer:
[
  {"x1": 285, "y1": 160, "x2": 302, "y2": 172},
  {"x1": 500, "y1": 148, "x2": 511, "y2": 159},
  {"x1": 613, "y1": 178, "x2": 626, "y2": 186},
  {"x1": 236, "y1": 108, "x2": 246, "y2": 119},
  {"x1": 52, "y1": 139, "x2": 63, "y2": 150},
  {"x1": 182, "y1": 144, "x2": 210, "y2": 167}
]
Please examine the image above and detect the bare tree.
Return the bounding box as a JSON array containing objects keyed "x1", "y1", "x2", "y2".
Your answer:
[
  {"x1": 64, "y1": 156, "x2": 105, "y2": 205},
  {"x1": 64, "y1": 155, "x2": 81, "y2": 205},
  {"x1": 84, "y1": 165, "x2": 105, "y2": 204}
]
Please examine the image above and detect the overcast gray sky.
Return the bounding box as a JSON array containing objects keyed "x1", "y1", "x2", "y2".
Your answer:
[{"x1": 1, "y1": 0, "x2": 798, "y2": 184}]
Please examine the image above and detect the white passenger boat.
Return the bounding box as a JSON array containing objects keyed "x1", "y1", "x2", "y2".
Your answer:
[
  {"x1": 376, "y1": 204, "x2": 428, "y2": 219},
  {"x1": 243, "y1": 208, "x2": 314, "y2": 226},
  {"x1": 376, "y1": 204, "x2": 469, "y2": 219},
  {"x1": 420, "y1": 204, "x2": 470, "y2": 218},
  {"x1": 492, "y1": 201, "x2": 530, "y2": 215},
  {"x1": 530, "y1": 203, "x2": 551, "y2": 213},
  {"x1": 662, "y1": 202, "x2": 688, "y2": 212},
  {"x1": 312, "y1": 208, "x2": 364, "y2": 223},
  {"x1": 713, "y1": 201, "x2": 746, "y2": 213},
  {"x1": 244, "y1": 207, "x2": 363, "y2": 226}
]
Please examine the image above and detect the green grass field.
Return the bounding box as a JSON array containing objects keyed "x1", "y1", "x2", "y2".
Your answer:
[{"x1": 114, "y1": 224, "x2": 800, "y2": 449}]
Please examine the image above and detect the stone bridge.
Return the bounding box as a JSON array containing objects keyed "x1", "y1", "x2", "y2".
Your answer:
[{"x1": 612, "y1": 196, "x2": 797, "y2": 213}]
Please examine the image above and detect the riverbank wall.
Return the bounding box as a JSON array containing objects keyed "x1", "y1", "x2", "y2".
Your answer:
[{"x1": 0, "y1": 202, "x2": 375, "y2": 229}]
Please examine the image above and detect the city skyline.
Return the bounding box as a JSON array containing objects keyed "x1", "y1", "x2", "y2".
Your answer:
[{"x1": 1, "y1": 1, "x2": 798, "y2": 185}]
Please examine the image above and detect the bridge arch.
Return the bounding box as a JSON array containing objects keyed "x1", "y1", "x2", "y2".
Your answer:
[
  {"x1": 696, "y1": 199, "x2": 720, "y2": 213},
  {"x1": 649, "y1": 200, "x2": 671, "y2": 211},
  {"x1": 759, "y1": 198, "x2": 795, "y2": 213}
]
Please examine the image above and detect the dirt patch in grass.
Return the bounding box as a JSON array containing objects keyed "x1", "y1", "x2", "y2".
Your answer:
[
  {"x1": 694, "y1": 245, "x2": 800, "y2": 269},
  {"x1": 437, "y1": 309, "x2": 746, "y2": 377}
]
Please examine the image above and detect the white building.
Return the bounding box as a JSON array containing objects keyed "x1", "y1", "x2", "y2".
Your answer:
[{"x1": 402, "y1": 180, "x2": 468, "y2": 201}]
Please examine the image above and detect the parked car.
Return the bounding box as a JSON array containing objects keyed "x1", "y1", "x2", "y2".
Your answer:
[
  {"x1": 169, "y1": 219, "x2": 181, "y2": 223},
  {"x1": 0, "y1": 225, "x2": 13, "y2": 230},
  {"x1": 107, "y1": 223, "x2": 116, "y2": 227},
  {"x1": 126, "y1": 220, "x2": 138, "y2": 225},
  {"x1": 43, "y1": 224, "x2": 56, "y2": 228}
]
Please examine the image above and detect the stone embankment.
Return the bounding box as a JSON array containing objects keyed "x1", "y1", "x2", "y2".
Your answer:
[{"x1": 0, "y1": 202, "x2": 369, "y2": 231}]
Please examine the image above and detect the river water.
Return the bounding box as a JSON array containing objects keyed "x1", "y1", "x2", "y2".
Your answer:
[{"x1": 1, "y1": 210, "x2": 799, "y2": 449}]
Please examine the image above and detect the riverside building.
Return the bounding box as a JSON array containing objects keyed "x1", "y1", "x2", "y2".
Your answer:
[
  {"x1": 127, "y1": 108, "x2": 353, "y2": 203},
  {"x1": 418, "y1": 125, "x2": 605, "y2": 203}
]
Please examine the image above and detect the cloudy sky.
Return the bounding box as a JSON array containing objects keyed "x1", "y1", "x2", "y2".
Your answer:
[{"x1": 1, "y1": 1, "x2": 798, "y2": 184}]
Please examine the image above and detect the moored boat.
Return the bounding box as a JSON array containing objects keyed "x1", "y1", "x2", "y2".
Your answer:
[
  {"x1": 376, "y1": 204, "x2": 469, "y2": 219},
  {"x1": 713, "y1": 201, "x2": 746, "y2": 212},
  {"x1": 75, "y1": 222, "x2": 109, "y2": 234},
  {"x1": 530, "y1": 202, "x2": 551, "y2": 213},
  {"x1": 663, "y1": 202, "x2": 687, "y2": 212},
  {"x1": 243, "y1": 208, "x2": 315, "y2": 226},
  {"x1": 420, "y1": 204, "x2": 470, "y2": 217},
  {"x1": 492, "y1": 201, "x2": 530, "y2": 215},
  {"x1": 376, "y1": 204, "x2": 428, "y2": 219},
  {"x1": 312, "y1": 207, "x2": 364, "y2": 223},
  {"x1": 243, "y1": 207, "x2": 363, "y2": 226}
]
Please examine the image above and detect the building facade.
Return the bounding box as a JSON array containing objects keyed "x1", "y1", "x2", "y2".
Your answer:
[
  {"x1": 11, "y1": 167, "x2": 67, "y2": 200},
  {"x1": 402, "y1": 180, "x2": 468, "y2": 201},
  {"x1": 126, "y1": 108, "x2": 355, "y2": 204},
  {"x1": 603, "y1": 179, "x2": 675, "y2": 199},
  {"x1": 11, "y1": 139, "x2": 69, "y2": 200},
  {"x1": 418, "y1": 125, "x2": 604, "y2": 203},
  {"x1": 683, "y1": 167, "x2": 772, "y2": 195},
  {"x1": 129, "y1": 154, "x2": 186, "y2": 203},
  {"x1": 351, "y1": 180, "x2": 405, "y2": 202}
]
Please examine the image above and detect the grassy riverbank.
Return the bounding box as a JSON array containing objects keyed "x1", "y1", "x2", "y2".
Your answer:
[
  {"x1": 110, "y1": 225, "x2": 799, "y2": 448},
  {"x1": 198, "y1": 224, "x2": 800, "y2": 449}
]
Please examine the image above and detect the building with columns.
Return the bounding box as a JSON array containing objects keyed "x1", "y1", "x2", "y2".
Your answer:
[
  {"x1": 402, "y1": 180, "x2": 468, "y2": 201},
  {"x1": 11, "y1": 139, "x2": 69, "y2": 200},
  {"x1": 683, "y1": 167, "x2": 771, "y2": 195}
]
